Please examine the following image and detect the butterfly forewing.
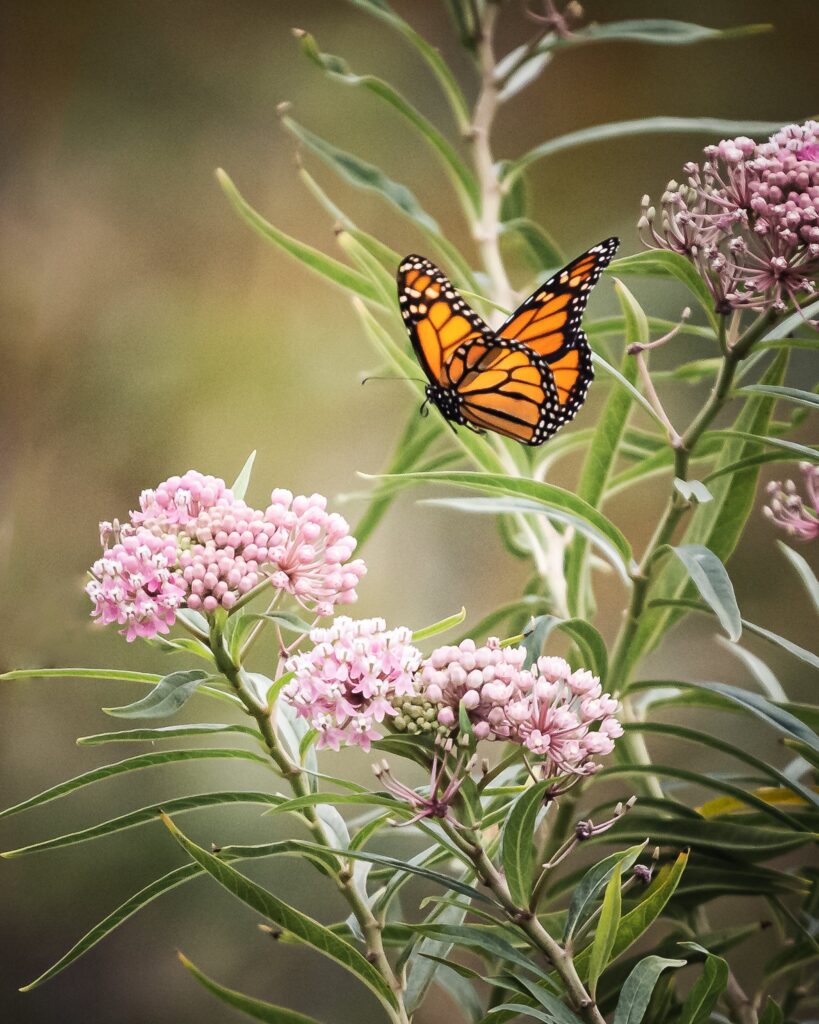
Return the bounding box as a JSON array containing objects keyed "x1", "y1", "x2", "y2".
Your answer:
[{"x1": 397, "y1": 255, "x2": 491, "y2": 387}]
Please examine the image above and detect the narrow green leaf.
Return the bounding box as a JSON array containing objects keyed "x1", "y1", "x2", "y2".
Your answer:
[
  {"x1": 562, "y1": 19, "x2": 770, "y2": 47},
  {"x1": 102, "y1": 669, "x2": 209, "y2": 719},
  {"x1": 76, "y1": 723, "x2": 259, "y2": 745},
  {"x1": 499, "y1": 976, "x2": 584, "y2": 1024},
  {"x1": 384, "y1": 470, "x2": 634, "y2": 569},
  {"x1": 1, "y1": 791, "x2": 282, "y2": 857},
  {"x1": 296, "y1": 29, "x2": 478, "y2": 214},
  {"x1": 179, "y1": 953, "x2": 324, "y2": 1023},
  {"x1": 522, "y1": 615, "x2": 608, "y2": 681},
  {"x1": 610, "y1": 250, "x2": 717, "y2": 328},
  {"x1": 612, "y1": 955, "x2": 686, "y2": 1024},
  {"x1": 501, "y1": 780, "x2": 551, "y2": 908},
  {"x1": 405, "y1": 901, "x2": 469, "y2": 1013},
  {"x1": 689, "y1": 680, "x2": 819, "y2": 753},
  {"x1": 677, "y1": 953, "x2": 729, "y2": 1024},
  {"x1": 758, "y1": 997, "x2": 784, "y2": 1024},
  {"x1": 738, "y1": 383, "x2": 819, "y2": 410},
  {"x1": 486, "y1": 1005, "x2": 579, "y2": 1024},
  {"x1": 501, "y1": 219, "x2": 565, "y2": 271},
  {"x1": 231, "y1": 450, "x2": 256, "y2": 500},
  {"x1": 703, "y1": 429, "x2": 818, "y2": 462},
  {"x1": 588, "y1": 864, "x2": 622, "y2": 996},
  {"x1": 574, "y1": 852, "x2": 688, "y2": 979},
  {"x1": 669, "y1": 544, "x2": 741, "y2": 640},
  {"x1": 407, "y1": 924, "x2": 544, "y2": 977},
  {"x1": 161, "y1": 815, "x2": 398, "y2": 1011},
  {"x1": 422, "y1": 496, "x2": 633, "y2": 586},
  {"x1": 0, "y1": 749, "x2": 269, "y2": 820},
  {"x1": 505, "y1": 117, "x2": 784, "y2": 192},
  {"x1": 1, "y1": 667, "x2": 162, "y2": 684},
  {"x1": 564, "y1": 843, "x2": 647, "y2": 943},
  {"x1": 778, "y1": 541, "x2": 819, "y2": 612},
  {"x1": 342, "y1": 0, "x2": 471, "y2": 132},
  {"x1": 412, "y1": 607, "x2": 467, "y2": 642},
  {"x1": 216, "y1": 169, "x2": 380, "y2": 302},
  {"x1": 567, "y1": 279, "x2": 643, "y2": 615},
  {"x1": 741, "y1": 618, "x2": 819, "y2": 672}
]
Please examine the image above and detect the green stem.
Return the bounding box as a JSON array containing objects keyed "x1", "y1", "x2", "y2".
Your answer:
[{"x1": 208, "y1": 619, "x2": 409, "y2": 1023}]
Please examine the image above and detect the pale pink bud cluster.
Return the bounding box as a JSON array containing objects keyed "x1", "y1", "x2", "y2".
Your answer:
[
  {"x1": 764, "y1": 463, "x2": 819, "y2": 541},
  {"x1": 421, "y1": 639, "x2": 622, "y2": 777},
  {"x1": 89, "y1": 472, "x2": 367, "y2": 640},
  {"x1": 641, "y1": 120, "x2": 819, "y2": 317},
  {"x1": 283, "y1": 617, "x2": 422, "y2": 752},
  {"x1": 264, "y1": 490, "x2": 366, "y2": 617},
  {"x1": 86, "y1": 531, "x2": 186, "y2": 642}
]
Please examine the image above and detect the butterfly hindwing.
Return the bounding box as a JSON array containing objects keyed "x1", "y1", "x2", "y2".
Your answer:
[{"x1": 397, "y1": 255, "x2": 491, "y2": 387}]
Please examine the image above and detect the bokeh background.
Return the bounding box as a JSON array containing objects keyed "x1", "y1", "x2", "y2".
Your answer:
[{"x1": 1, "y1": 1, "x2": 817, "y2": 1021}]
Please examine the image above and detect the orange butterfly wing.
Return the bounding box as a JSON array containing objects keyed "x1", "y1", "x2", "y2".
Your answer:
[
  {"x1": 397, "y1": 255, "x2": 491, "y2": 387},
  {"x1": 497, "y1": 238, "x2": 619, "y2": 419}
]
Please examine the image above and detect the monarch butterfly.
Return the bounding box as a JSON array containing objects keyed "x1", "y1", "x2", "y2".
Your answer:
[{"x1": 397, "y1": 238, "x2": 619, "y2": 445}]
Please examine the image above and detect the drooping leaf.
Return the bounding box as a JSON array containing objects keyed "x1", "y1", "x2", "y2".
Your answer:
[
  {"x1": 161, "y1": 815, "x2": 399, "y2": 1011},
  {"x1": 522, "y1": 615, "x2": 609, "y2": 681},
  {"x1": 588, "y1": 864, "x2": 622, "y2": 996},
  {"x1": 778, "y1": 540, "x2": 819, "y2": 612},
  {"x1": 676, "y1": 952, "x2": 729, "y2": 1024},
  {"x1": 216, "y1": 170, "x2": 380, "y2": 303},
  {"x1": 564, "y1": 843, "x2": 648, "y2": 942},
  {"x1": 669, "y1": 544, "x2": 741, "y2": 640},
  {"x1": 101, "y1": 669, "x2": 211, "y2": 719},
  {"x1": 0, "y1": 748, "x2": 269, "y2": 820},
  {"x1": 561, "y1": 19, "x2": 770, "y2": 48},
  {"x1": 296, "y1": 29, "x2": 478, "y2": 214},
  {"x1": 610, "y1": 249, "x2": 717, "y2": 328},
  {"x1": 1, "y1": 791, "x2": 282, "y2": 858},
  {"x1": 406, "y1": 923, "x2": 545, "y2": 977},
  {"x1": 179, "y1": 954, "x2": 324, "y2": 1023},
  {"x1": 612, "y1": 955, "x2": 686, "y2": 1024},
  {"x1": 501, "y1": 780, "x2": 551, "y2": 909}
]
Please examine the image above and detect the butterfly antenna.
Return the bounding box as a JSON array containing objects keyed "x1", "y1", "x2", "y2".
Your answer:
[{"x1": 361, "y1": 375, "x2": 427, "y2": 387}]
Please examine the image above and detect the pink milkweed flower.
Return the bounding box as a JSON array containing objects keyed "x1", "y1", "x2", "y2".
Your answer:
[
  {"x1": 640, "y1": 120, "x2": 819, "y2": 319},
  {"x1": 764, "y1": 463, "x2": 819, "y2": 540},
  {"x1": 86, "y1": 529, "x2": 186, "y2": 641},
  {"x1": 373, "y1": 737, "x2": 475, "y2": 828},
  {"x1": 132, "y1": 470, "x2": 234, "y2": 531},
  {"x1": 422, "y1": 638, "x2": 622, "y2": 781},
  {"x1": 283, "y1": 617, "x2": 422, "y2": 751},
  {"x1": 264, "y1": 490, "x2": 367, "y2": 614}
]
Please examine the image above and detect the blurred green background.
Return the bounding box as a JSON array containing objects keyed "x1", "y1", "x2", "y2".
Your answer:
[{"x1": 1, "y1": 1, "x2": 816, "y2": 1021}]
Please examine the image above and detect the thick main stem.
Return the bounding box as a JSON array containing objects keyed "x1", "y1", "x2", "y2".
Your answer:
[{"x1": 210, "y1": 623, "x2": 408, "y2": 1024}]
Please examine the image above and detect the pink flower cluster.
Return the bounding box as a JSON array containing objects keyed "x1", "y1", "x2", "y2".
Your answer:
[
  {"x1": 764, "y1": 462, "x2": 819, "y2": 541},
  {"x1": 283, "y1": 617, "x2": 421, "y2": 751},
  {"x1": 421, "y1": 638, "x2": 621, "y2": 777},
  {"x1": 88, "y1": 471, "x2": 366, "y2": 640},
  {"x1": 86, "y1": 532, "x2": 186, "y2": 642},
  {"x1": 641, "y1": 120, "x2": 819, "y2": 316}
]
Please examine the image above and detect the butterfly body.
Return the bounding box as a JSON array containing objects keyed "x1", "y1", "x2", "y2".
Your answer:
[{"x1": 397, "y1": 238, "x2": 619, "y2": 445}]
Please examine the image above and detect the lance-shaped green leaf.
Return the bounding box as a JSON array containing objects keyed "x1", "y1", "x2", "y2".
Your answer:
[
  {"x1": 613, "y1": 956, "x2": 686, "y2": 1024},
  {"x1": 216, "y1": 169, "x2": 380, "y2": 303},
  {"x1": 561, "y1": 19, "x2": 769, "y2": 49},
  {"x1": 231, "y1": 450, "x2": 256, "y2": 500},
  {"x1": 564, "y1": 843, "x2": 648, "y2": 943},
  {"x1": 280, "y1": 114, "x2": 472, "y2": 283},
  {"x1": 0, "y1": 748, "x2": 270, "y2": 820},
  {"x1": 702, "y1": 429, "x2": 819, "y2": 462},
  {"x1": 386, "y1": 469, "x2": 634, "y2": 568},
  {"x1": 610, "y1": 250, "x2": 717, "y2": 328},
  {"x1": 295, "y1": 29, "x2": 478, "y2": 214},
  {"x1": 669, "y1": 545, "x2": 741, "y2": 641},
  {"x1": 161, "y1": 815, "x2": 399, "y2": 1011},
  {"x1": 407, "y1": 923, "x2": 545, "y2": 977},
  {"x1": 588, "y1": 864, "x2": 622, "y2": 996},
  {"x1": 737, "y1": 383, "x2": 819, "y2": 410},
  {"x1": 505, "y1": 118, "x2": 785, "y2": 190},
  {"x1": 179, "y1": 954, "x2": 324, "y2": 1023},
  {"x1": 342, "y1": 0, "x2": 471, "y2": 132},
  {"x1": 501, "y1": 780, "x2": 551, "y2": 908},
  {"x1": 405, "y1": 901, "x2": 469, "y2": 1013},
  {"x1": 412, "y1": 607, "x2": 467, "y2": 642},
  {"x1": 486, "y1": 1005, "x2": 580, "y2": 1024},
  {"x1": 567, "y1": 279, "x2": 644, "y2": 614},
  {"x1": 1, "y1": 791, "x2": 282, "y2": 858},
  {"x1": 102, "y1": 669, "x2": 210, "y2": 719},
  {"x1": 677, "y1": 952, "x2": 729, "y2": 1024},
  {"x1": 522, "y1": 615, "x2": 608, "y2": 681},
  {"x1": 76, "y1": 722, "x2": 259, "y2": 745},
  {"x1": 758, "y1": 998, "x2": 784, "y2": 1024},
  {"x1": 501, "y1": 218, "x2": 564, "y2": 271},
  {"x1": 778, "y1": 541, "x2": 819, "y2": 612},
  {"x1": 574, "y1": 852, "x2": 688, "y2": 979}
]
